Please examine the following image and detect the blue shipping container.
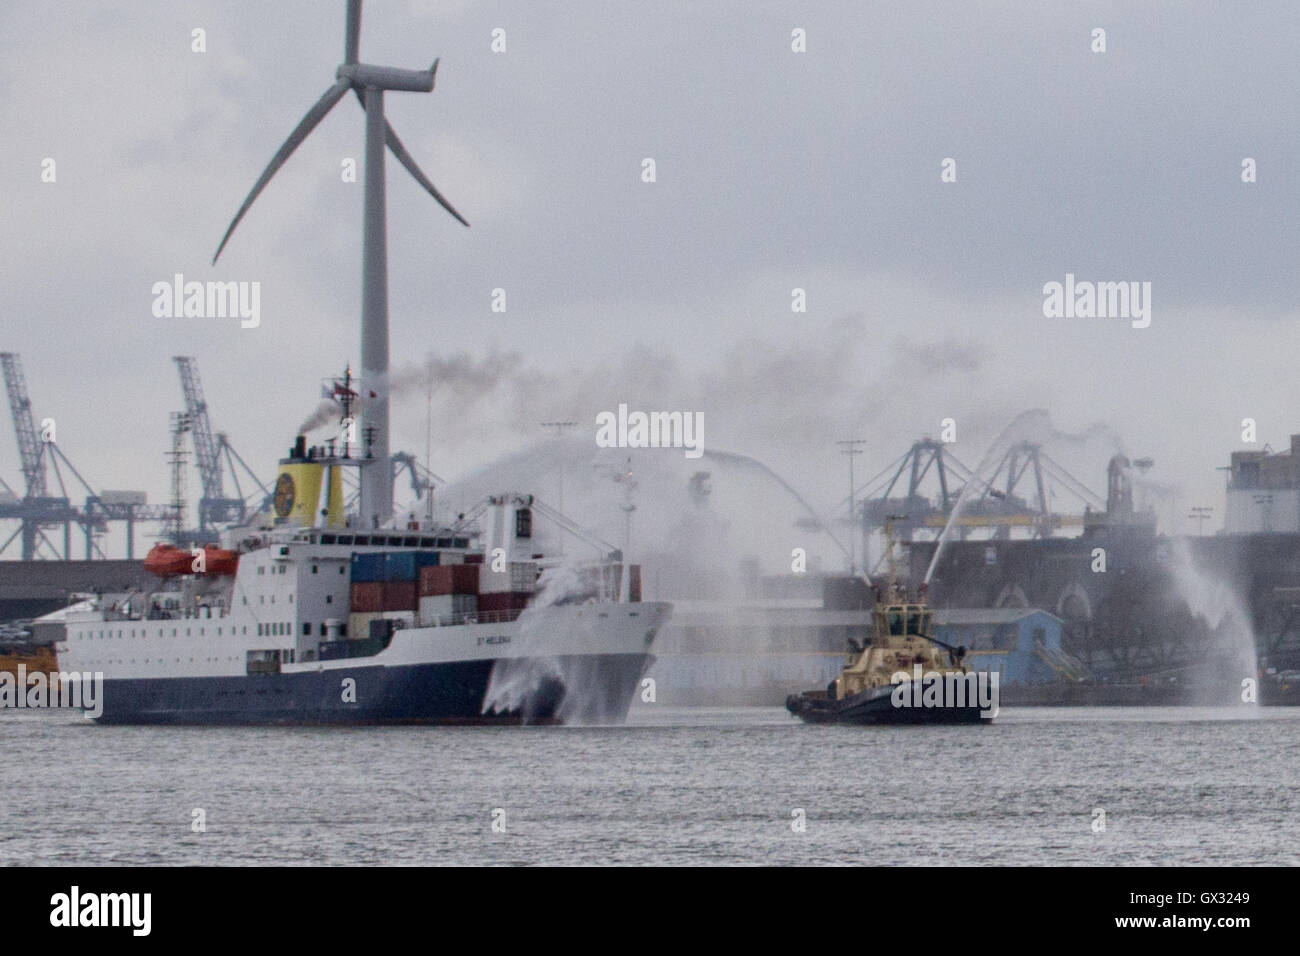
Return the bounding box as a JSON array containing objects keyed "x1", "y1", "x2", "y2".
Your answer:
[
  {"x1": 350, "y1": 552, "x2": 387, "y2": 583},
  {"x1": 383, "y1": 550, "x2": 441, "y2": 582}
]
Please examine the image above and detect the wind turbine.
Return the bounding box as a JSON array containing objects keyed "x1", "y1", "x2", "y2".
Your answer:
[{"x1": 213, "y1": 0, "x2": 468, "y2": 529}]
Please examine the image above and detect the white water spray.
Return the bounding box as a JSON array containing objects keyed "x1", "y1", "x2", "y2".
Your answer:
[
  {"x1": 924, "y1": 410, "x2": 1050, "y2": 585},
  {"x1": 1166, "y1": 538, "x2": 1259, "y2": 709},
  {"x1": 924, "y1": 410, "x2": 1124, "y2": 585},
  {"x1": 479, "y1": 560, "x2": 632, "y2": 725}
]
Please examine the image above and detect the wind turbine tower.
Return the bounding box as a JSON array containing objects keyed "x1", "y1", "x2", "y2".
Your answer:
[{"x1": 213, "y1": 0, "x2": 468, "y2": 529}]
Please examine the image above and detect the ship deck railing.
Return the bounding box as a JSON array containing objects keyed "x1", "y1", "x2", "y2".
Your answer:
[{"x1": 422, "y1": 609, "x2": 526, "y2": 627}]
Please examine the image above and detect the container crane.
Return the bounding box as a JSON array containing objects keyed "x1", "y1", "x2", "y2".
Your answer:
[{"x1": 173, "y1": 356, "x2": 271, "y2": 536}]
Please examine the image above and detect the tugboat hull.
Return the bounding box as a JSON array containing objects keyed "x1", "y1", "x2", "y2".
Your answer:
[{"x1": 785, "y1": 684, "x2": 989, "y2": 725}]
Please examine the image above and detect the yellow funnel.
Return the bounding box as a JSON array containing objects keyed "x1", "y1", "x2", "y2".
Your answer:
[{"x1": 273, "y1": 462, "x2": 344, "y2": 527}]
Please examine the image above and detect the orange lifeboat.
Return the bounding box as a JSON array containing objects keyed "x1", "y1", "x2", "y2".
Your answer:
[{"x1": 144, "y1": 543, "x2": 240, "y2": 577}]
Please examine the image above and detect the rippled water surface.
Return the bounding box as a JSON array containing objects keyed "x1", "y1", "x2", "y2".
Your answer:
[{"x1": 1, "y1": 706, "x2": 1295, "y2": 865}]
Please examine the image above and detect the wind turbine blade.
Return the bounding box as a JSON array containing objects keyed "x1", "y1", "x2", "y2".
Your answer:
[
  {"x1": 345, "y1": 0, "x2": 361, "y2": 65},
  {"x1": 212, "y1": 78, "x2": 351, "y2": 264},
  {"x1": 384, "y1": 121, "x2": 470, "y2": 227}
]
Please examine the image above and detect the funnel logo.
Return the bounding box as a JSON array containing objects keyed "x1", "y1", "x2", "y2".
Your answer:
[
  {"x1": 595, "y1": 404, "x2": 704, "y2": 459},
  {"x1": 273, "y1": 473, "x2": 296, "y2": 517},
  {"x1": 889, "y1": 665, "x2": 999, "y2": 718}
]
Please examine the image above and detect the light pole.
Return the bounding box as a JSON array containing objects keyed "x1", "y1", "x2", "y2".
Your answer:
[
  {"x1": 837, "y1": 439, "x2": 866, "y2": 574},
  {"x1": 542, "y1": 421, "x2": 578, "y2": 557}
]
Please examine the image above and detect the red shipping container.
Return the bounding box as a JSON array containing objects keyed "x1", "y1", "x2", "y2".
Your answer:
[
  {"x1": 350, "y1": 581, "x2": 383, "y2": 613},
  {"x1": 477, "y1": 591, "x2": 531, "y2": 613},
  {"x1": 381, "y1": 580, "x2": 418, "y2": 611},
  {"x1": 419, "y1": 563, "x2": 480, "y2": 597}
]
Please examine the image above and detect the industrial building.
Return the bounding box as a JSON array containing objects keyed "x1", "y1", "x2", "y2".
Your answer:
[
  {"x1": 932, "y1": 607, "x2": 1071, "y2": 685},
  {"x1": 1226, "y1": 436, "x2": 1300, "y2": 533}
]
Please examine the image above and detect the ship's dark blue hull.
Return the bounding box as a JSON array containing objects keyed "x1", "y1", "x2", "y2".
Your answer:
[{"x1": 92, "y1": 653, "x2": 653, "y2": 726}]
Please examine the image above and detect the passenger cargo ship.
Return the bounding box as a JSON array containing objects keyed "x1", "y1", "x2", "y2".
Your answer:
[{"x1": 51, "y1": 433, "x2": 669, "y2": 725}]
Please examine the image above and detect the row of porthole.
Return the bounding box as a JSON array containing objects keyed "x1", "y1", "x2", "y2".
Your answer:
[
  {"x1": 77, "y1": 657, "x2": 242, "y2": 665},
  {"x1": 77, "y1": 627, "x2": 252, "y2": 640}
]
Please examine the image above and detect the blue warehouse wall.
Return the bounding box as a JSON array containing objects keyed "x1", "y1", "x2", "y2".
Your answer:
[{"x1": 934, "y1": 609, "x2": 1064, "y2": 685}]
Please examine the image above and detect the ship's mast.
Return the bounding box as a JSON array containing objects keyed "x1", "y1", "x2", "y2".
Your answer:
[{"x1": 882, "y1": 513, "x2": 907, "y2": 597}]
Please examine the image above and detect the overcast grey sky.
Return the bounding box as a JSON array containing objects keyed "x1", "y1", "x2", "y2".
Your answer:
[{"x1": 2, "y1": 1, "x2": 1298, "y2": 560}]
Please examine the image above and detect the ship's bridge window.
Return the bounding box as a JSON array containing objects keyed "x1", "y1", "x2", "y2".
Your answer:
[
  {"x1": 403, "y1": 536, "x2": 419, "y2": 547},
  {"x1": 353, "y1": 536, "x2": 369, "y2": 546},
  {"x1": 887, "y1": 611, "x2": 903, "y2": 635},
  {"x1": 320, "y1": 534, "x2": 337, "y2": 545},
  {"x1": 420, "y1": 538, "x2": 434, "y2": 548}
]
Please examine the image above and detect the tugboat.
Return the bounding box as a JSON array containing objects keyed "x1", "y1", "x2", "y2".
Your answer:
[{"x1": 786, "y1": 520, "x2": 996, "y2": 725}]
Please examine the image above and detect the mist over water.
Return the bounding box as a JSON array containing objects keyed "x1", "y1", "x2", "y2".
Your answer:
[{"x1": 436, "y1": 438, "x2": 845, "y2": 585}]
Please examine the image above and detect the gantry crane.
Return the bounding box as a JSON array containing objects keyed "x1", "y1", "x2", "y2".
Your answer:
[
  {"x1": 173, "y1": 356, "x2": 270, "y2": 536},
  {"x1": 1, "y1": 353, "x2": 171, "y2": 559}
]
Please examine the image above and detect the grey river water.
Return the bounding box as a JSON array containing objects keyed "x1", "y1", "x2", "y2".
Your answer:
[{"x1": 1, "y1": 706, "x2": 1295, "y2": 865}]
